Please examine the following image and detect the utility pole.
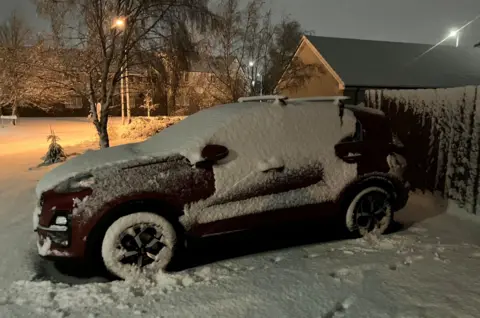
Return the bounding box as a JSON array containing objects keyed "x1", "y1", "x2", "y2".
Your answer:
[
  {"x1": 125, "y1": 62, "x2": 131, "y2": 124},
  {"x1": 120, "y1": 65, "x2": 125, "y2": 125}
]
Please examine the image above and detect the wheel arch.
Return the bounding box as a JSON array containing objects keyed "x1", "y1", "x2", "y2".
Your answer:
[{"x1": 337, "y1": 172, "x2": 408, "y2": 212}]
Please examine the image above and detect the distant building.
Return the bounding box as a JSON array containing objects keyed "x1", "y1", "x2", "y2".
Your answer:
[
  {"x1": 277, "y1": 35, "x2": 480, "y2": 104},
  {"x1": 174, "y1": 56, "x2": 246, "y2": 115}
]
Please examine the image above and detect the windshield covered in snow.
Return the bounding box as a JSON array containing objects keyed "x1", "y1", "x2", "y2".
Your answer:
[{"x1": 136, "y1": 102, "x2": 260, "y2": 155}]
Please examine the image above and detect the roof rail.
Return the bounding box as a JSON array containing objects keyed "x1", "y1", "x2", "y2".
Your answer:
[
  {"x1": 288, "y1": 96, "x2": 350, "y2": 103},
  {"x1": 238, "y1": 95, "x2": 288, "y2": 104}
]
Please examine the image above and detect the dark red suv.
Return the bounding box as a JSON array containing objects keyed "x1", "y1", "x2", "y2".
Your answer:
[{"x1": 34, "y1": 96, "x2": 408, "y2": 280}]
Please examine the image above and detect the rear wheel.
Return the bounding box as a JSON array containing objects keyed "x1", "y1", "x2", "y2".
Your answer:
[
  {"x1": 101, "y1": 212, "x2": 177, "y2": 280},
  {"x1": 345, "y1": 187, "x2": 392, "y2": 236}
]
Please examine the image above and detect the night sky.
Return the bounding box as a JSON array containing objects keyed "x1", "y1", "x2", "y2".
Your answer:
[{"x1": 1, "y1": 0, "x2": 480, "y2": 47}]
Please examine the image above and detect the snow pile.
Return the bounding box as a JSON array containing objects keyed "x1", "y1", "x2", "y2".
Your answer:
[
  {"x1": 0, "y1": 265, "x2": 230, "y2": 316},
  {"x1": 115, "y1": 116, "x2": 185, "y2": 140},
  {"x1": 37, "y1": 237, "x2": 52, "y2": 256}
]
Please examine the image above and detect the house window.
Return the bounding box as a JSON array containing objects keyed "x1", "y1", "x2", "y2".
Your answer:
[{"x1": 183, "y1": 73, "x2": 189, "y2": 83}]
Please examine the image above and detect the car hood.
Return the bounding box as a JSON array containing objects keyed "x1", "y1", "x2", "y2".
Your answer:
[{"x1": 35, "y1": 141, "x2": 177, "y2": 198}]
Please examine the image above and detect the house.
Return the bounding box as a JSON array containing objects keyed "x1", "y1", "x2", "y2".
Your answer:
[
  {"x1": 174, "y1": 55, "x2": 247, "y2": 114},
  {"x1": 277, "y1": 35, "x2": 480, "y2": 104}
]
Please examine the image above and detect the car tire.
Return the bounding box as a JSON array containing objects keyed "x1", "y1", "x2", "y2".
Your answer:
[
  {"x1": 345, "y1": 186, "x2": 393, "y2": 237},
  {"x1": 101, "y1": 212, "x2": 178, "y2": 280}
]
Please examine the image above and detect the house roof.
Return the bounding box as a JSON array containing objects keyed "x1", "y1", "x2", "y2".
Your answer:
[{"x1": 305, "y1": 35, "x2": 480, "y2": 88}]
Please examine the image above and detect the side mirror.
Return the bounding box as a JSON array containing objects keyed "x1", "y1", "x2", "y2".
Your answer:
[{"x1": 195, "y1": 144, "x2": 229, "y2": 168}]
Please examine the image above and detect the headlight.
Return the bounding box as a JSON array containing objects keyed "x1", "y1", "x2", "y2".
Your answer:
[
  {"x1": 54, "y1": 173, "x2": 95, "y2": 194},
  {"x1": 54, "y1": 216, "x2": 68, "y2": 225}
]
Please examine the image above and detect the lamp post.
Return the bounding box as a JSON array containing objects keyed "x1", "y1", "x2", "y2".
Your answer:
[
  {"x1": 248, "y1": 60, "x2": 255, "y2": 95},
  {"x1": 449, "y1": 29, "x2": 460, "y2": 47},
  {"x1": 113, "y1": 17, "x2": 130, "y2": 124},
  {"x1": 257, "y1": 72, "x2": 263, "y2": 96}
]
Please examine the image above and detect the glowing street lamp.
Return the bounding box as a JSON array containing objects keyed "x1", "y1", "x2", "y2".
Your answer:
[
  {"x1": 113, "y1": 17, "x2": 126, "y2": 29},
  {"x1": 448, "y1": 29, "x2": 460, "y2": 47},
  {"x1": 248, "y1": 60, "x2": 256, "y2": 95}
]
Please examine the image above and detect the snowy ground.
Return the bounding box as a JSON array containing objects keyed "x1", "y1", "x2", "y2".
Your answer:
[
  {"x1": 1, "y1": 118, "x2": 480, "y2": 317},
  {"x1": 0, "y1": 117, "x2": 122, "y2": 156}
]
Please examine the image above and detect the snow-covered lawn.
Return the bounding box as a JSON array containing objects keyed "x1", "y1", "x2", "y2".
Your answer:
[
  {"x1": 0, "y1": 117, "x2": 122, "y2": 156},
  {"x1": 0, "y1": 121, "x2": 480, "y2": 317}
]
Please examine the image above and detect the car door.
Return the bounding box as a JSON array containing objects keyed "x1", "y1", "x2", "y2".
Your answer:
[
  {"x1": 187, "y1": 103, "x2": 334, "y2": 225},
  {"x1": 277, "y1": 102, "x2": 359, "y2": 204}
]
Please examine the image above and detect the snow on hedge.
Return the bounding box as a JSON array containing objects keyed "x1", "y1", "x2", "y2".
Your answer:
[
  {"x1": 115, "y1": 116, "x2": 185, "y2": 140},
  {"x1": 366, "y1": 86, "x2": 480, "y2": 214}
]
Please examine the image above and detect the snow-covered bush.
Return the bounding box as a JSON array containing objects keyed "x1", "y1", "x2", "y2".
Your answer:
[
  {"x1": 366, "y1": 86, "x2": 480, "y2": 215},
  {"x1": 116, "y1": 116, "x2": 185, "y2": 140},
  {"x1": 41, "y1": 128, "x2": 67, "y2": 165}
]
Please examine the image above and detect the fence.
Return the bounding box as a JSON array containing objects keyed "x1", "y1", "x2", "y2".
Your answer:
[{"x1": 365, "y1": 86, "x2": 480, "y2": 215}]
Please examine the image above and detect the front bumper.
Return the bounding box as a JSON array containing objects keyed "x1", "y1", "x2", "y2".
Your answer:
[
  {"x1": 34, "y1": 189, "x2": 92, "y2": 259},
  {"x1": 36, "y1": 224, "x2": 74, "y2": 258}
]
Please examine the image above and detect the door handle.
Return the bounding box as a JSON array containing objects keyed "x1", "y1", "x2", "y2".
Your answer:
[
  {"x1": 262, "y1": 166, "x2": 284, "y2": 173},
  {"x1": 258, "y1": 157, "x2": 285, "y2": 173}
]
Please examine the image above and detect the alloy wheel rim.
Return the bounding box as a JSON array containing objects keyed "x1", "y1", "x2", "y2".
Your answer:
[
  {"x1": 355, "y1": 192, "x2": 390, "y2": 234},
  {"x1": 116, "y1": 224, "x2": 167, "y2": 268}
]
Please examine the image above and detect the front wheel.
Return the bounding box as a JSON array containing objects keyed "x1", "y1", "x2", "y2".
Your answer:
[
  {"x1": 101, "y1": 212, "x2": 178, "y2": 280},
  {"x1": 345, "y1": 187, "x2": 393, "y2": 237}
]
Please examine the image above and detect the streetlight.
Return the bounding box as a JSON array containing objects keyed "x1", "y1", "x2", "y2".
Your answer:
[
  {"x1": 257, "y1": 73, "x2": 263, "y2": 96},
  {"x1": 113, "y1": 17, "x2": 130, "y2": 124},
  {"x1": 113, "y1": 17, "x2": 126, "y2": 29},
  {"x1": 449, "y1": 29, "x2": 460, "y2": 47},
  {"x1": 248, "y1": 61, "x2": 255, "y2": 95}
]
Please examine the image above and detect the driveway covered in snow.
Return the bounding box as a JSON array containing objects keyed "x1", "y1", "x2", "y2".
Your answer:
[{"x1": 0, "y1": 123, "x2": 480, "y2": 317}]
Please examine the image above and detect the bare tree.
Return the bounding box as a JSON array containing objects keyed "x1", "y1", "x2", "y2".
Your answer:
[
  {"x1": 35, "y1": 0, "x2": 216, "y2": 148},
  {"x1": 200, "y1": 0, "x2": 260, "y2": 103},
  {"x1": 202, "y1": 0, "x2": 319, "y2": 102},
  {"x1": 0, "y1": 12, "x2": 69, "y2": 120},
  {"x1": 266, "y1": 17, "x2": 322, "y2": 94}
]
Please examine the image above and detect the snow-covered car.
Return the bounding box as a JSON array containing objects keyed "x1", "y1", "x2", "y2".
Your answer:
[{"x1": 34, "y1": 95, "x2": 409, "y2": 280}]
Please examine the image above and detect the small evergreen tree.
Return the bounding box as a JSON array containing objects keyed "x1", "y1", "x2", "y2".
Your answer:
[{"x1": 42, "y1": 127, "x2": 66, "y2": 165}]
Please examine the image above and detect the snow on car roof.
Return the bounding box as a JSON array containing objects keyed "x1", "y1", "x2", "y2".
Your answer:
[{"x1": 137, "y1": 102, "x2": 261, "y2": 157}]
